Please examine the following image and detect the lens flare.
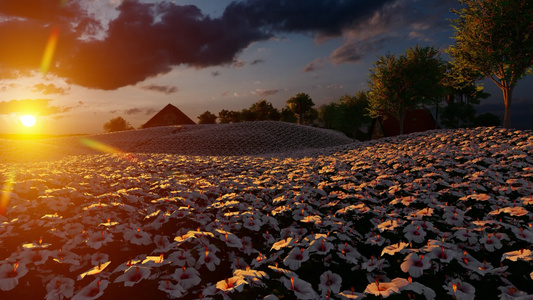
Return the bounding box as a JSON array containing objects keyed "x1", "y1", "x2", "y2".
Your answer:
[
  {"x1": 80, "y1": 138, "x2": 138, "y2": 161},
  {"x1": 41, "y1": 26, "x2": 60, "y2": 74},
  {"x1": 0, "y1": 170, "x2": 16, "y2": 216}
]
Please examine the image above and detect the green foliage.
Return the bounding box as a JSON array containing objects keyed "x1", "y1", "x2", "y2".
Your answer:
[
  {"x1": 280, "y1": 107, "x2": 298, "y2": 123},
  {"x1": 286, "y1": 93, "x2": 315, "y2": 124},
  {"x1": 367, "y1": 45, "x2": 447, "y2": 134},
  {"x1": 218, "y1": 109, "x2": 241, "y2": 123},
  {"x1": 197, "y1": 111, "x2": 217, "y2": 124},
  {"x1": 239, "y1": 108, "x2": 256, "y2": 122},
  {"x1": 248, "y1": 100, "x2": 281, "y2": 121},
  {"x1": 441, "y1": 102, "x2": 477, "y2": 129},
  {"x1": 447, "y1": 0, "x2": 533, "y2": 128},
  {"x1": 319, "y1": 92, "x2": 372, "y2": 140},
  {"x1": 103, "y1": 116, "x2": 134, "y2": 133},
  {"x1": 473, "y1": 112, "x2": 502, "y2": 127}
]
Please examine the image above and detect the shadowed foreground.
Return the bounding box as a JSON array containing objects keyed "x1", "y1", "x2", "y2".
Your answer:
[{"x1": 0, "y1": 126, "x2": 532, "y2": 299}]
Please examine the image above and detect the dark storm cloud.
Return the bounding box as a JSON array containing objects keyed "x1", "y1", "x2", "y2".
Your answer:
[
  {"x1": 0, "y1": 99, "x2": 71, "y2": 116},
  {"x1": 55, "y1": 0, "x2": 272, "y2": 89},
  {"x1": 140, "y1": 84, "x2": 178, "y2": 94},
  {"x1": 0, "y1": 0, "x2": 397, "y2": 90},
  {"x1": 222, "y1": 0, "x2": 394, "y2": 37}
]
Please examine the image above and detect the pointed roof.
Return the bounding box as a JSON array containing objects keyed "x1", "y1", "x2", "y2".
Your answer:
[{"x1": 141, "y1": 104, "x2": 196, "y2": 128}]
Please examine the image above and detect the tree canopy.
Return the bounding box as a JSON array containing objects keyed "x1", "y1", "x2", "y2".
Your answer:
[
  {"x1": 367, "y1": 45, "x2": 447, "y2": 135},
  {"x1": 197, "y1": 111, "x2": 217, "y2": 124},
  {"x1": 103, "y1": 116, "x2": 134, "y2": 133},
  {"x1": 286, "y1": 93, "x2": 315, "y2": 125},
  {"x1": 447, "y1": 0, "x2": 533, "y2": 128}
]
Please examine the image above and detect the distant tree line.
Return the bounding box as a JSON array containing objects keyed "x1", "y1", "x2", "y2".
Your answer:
[{"x1": 105, "y1": 0, "x2": 532, "y2": 135}]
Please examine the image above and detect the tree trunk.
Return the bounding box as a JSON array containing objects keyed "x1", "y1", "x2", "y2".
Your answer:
[
  {"x1": 399, "y1": 110, "x2": 406, "y2": 135},
  {"x1": 502, "y1": 86, "x2": 513, "y2": 129}
]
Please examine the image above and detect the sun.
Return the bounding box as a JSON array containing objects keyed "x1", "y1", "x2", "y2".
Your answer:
[{"x1": 20, "y1": 115, "x2": 36, "y2": 127}]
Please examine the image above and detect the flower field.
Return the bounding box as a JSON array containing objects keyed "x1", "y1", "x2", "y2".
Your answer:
[{"x1": 1, "y1": 124, "x2": 532, "y2": 299}]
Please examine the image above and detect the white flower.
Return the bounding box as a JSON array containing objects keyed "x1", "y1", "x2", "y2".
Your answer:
[
  {"x1": 501, "y1": 249, "x2": 532, "y2": 262},
  {"x1": 72, "y1": 279, "x2": 109, "y2": 300},
  {"x1": 215, "y1": 276, "x2": 248, "y2": 293},
  {"x1": 281, "y1": 276, "x2": 318, "y2": 300},
  {"x1": 168, "y1": 249, "x2": 195, "y2": 267},
  {"x1": 318, "y1": 271, "x2": 342, "y2": 296},
  {"x1": 364, "y1": 279, "x2": 403, "y2": 298},
  {"x1": 479, "y1": 233, "x2": 502, "y2": 252},
  {"x1": 381, "y1": 242, "x2": 410, "y2": 256},
  {"x1": 442, "y1": 279, "x2": 475, "y2": 300},
  {"x1": 400, "y1": 253, "x2": 431, "y2": 278},
  {"x1": 172, "y1": 266, "x2": 201, "y2": 289},
  {"x1": 45, "y1": 276, "x2": 75, "y2": 300},
  {"x1": 0, "y1": 262, "x2": 28, "y2": 291},
  {"x1": 283, "y1": 247, "x2": 309, "y2": 270},
  {"x1": 114, "y1": 266, "x2": 150, "y2": 287},
  {"x1": 196, "y1": 249, "x2": 220, "y2": 271},
  {"x1": 158, "y1": 279, "x2": 186, "y2": 299},
  {"x1": 124, "y1": 227, "x2": 152, "y2": 245}
]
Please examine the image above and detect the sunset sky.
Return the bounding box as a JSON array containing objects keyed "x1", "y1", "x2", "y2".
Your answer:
[{"x1": 0, "y1": 0, "x2": 531, "y2": 135}]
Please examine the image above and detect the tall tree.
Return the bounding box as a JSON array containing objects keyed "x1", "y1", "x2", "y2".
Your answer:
[
  {"x1": 367, "y1": 46, "x2": 447, "y2": 135},
  {"x1": 338, "y1": 92, "x2": 373, "y2": 139},
  {"x1": 447, "y1": 0, "x2": 533, "y2": 128},
  {"x1": 249, "y1": 100, "x2": 280, "y2": 121},
  {"x1": 286, "y1": 93, "x2": 315, "y2": 124},
  {"x1": 103, "y1": 116, "x2": 134, "y2": 133},
  {"x1": 197, "y1": 111, "x2": 217, "y2": 124}
]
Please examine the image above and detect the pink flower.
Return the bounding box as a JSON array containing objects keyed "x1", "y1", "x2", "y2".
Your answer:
[
  {"x1": 45, "y1": 276, "x2": 75, "y2": 300},
  {"x1": 0, "y1": 262, "x2": 28, "y2": 291},
  {"x1": 400, "y1": 253, "x2": 431, "y2": 278},
  {"x1": 72, "y1": 279, "x2": 109, "y2": 300},
  {"x1": 114, "y1": 266, "x2": 151, "y2": 287}
]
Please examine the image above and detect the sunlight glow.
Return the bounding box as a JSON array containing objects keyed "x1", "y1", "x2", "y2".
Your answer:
[
  {"x1": 0, "y1": 170, "x2": 16, "y2": 216},
  {"x1": 20, "y1": 115, "x2": 36, "y2": 127},
  {"x1": 41, "y1": 26, "x2": 60, "y2": 74},
  {"x1": 80, "y1": 138, "x2": 138, "y2": 162}
]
